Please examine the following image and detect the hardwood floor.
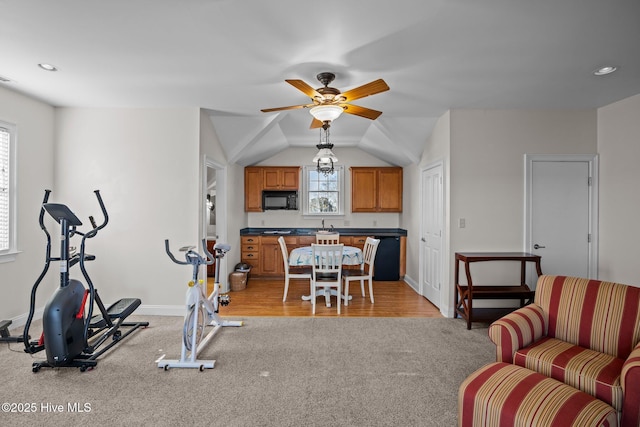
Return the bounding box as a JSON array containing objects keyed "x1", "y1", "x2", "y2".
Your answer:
[{"x1": 213, "y1": 276, "x2": 443, "y2": 317}]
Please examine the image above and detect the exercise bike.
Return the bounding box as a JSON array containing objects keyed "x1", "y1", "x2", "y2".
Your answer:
[
  {"x1": 23, "y1": 189, "x2": 149, "y2": 372},
  {"x1": 157, "y1": 239, "x2": 242, "y2": 371}
]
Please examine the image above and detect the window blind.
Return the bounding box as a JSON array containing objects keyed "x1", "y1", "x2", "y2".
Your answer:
[{"x1": 0, "y1": 127, "x2": 9, "y2": 251}]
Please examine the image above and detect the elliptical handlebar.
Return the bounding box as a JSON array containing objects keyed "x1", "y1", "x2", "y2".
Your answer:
[
  {"x1": 83, "y1": 190, "x2": 108, "y2": 239},
  {"x1": 38, "y1": 189, "x2": 52, "y2": 231}
]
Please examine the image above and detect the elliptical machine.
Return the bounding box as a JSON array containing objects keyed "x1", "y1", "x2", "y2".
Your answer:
[{"x1": 23, "y1": 189, "x2": 149, "y2": 372}]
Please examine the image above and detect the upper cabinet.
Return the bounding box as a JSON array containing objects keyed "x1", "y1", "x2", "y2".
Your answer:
[
  {"x1": 262, "y1": 167, "x2": 299, "y2": 190},
  {"x1": 244, "y1": 166, "x2": 300, "y2": 212},
  {"x1": 244, "y1": 167, "x2": 264, "y2": 212},
  {"x1": 350, "y1": 167, "x2": 403, "y2": 212}
]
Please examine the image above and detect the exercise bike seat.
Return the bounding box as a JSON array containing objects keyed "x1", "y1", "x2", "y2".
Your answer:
[{"x1": 214, "y1": 243, "x2": 231, "y2": 253}]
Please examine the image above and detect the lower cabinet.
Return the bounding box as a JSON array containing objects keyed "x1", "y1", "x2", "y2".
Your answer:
[
  {"x1": 206, "y1": 240, "x2": 216, "y2": 276},
  {"x1": 240, "y1": 234, "x2": 394, "y2": 277},
  {"x1": 259, "y1": 236, "x2": 283, "y2": 275},
  {"x1": 241, "y1": 235, "x2": 294, "y2": 277},
  {"x1": 241, "y1": 236, "x2": 260, "y2": 274}
]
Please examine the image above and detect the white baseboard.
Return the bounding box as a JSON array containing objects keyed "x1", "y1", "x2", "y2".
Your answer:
[
  {"x1": 4, "y1": 309, "x2": 44, "y2": 329},
  {"x1": 6, "y1": 305, "x2": 186, "y2": 331},
  {"x1": 134, "y1": 305, "x2": 185, "y2": 317},
  {"x1": 403, "y1": 274, "x2": 418, "y2": 292},
  {"x1": 403, "y1": 274, "x2": 453, "y2": 318}
]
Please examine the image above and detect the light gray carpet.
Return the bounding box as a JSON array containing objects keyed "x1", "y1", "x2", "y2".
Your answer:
[{"x1": 0, "y1": 316, "x2": 494, "y2": 426}]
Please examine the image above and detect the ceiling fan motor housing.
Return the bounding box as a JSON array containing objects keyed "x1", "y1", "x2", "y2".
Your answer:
[{"x1": 316, "y1": 72, "x2": 336, "y2": 86}]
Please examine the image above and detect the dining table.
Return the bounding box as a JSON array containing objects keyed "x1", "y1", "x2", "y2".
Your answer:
[{"x1": 289, "y1": 245, "x2": 364, "y2": 308}]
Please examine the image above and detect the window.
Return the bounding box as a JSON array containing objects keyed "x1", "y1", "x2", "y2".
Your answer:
[
  {"x1": 0, "y1": 121, "x2": 17, "y2": 261},
  {"x1": 303, "y1": 165, "x2": 344, "y2": 216}
]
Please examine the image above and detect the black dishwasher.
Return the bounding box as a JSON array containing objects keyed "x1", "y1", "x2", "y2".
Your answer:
[{"x1": 373, "y1": 236, "x2": 400, "y2": 281}]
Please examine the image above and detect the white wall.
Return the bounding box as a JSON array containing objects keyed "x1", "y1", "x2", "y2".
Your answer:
[
  {"x1": 445, "y1": 109, "x2": 597, "y2": 315},
  {"x1": 54, "y1": 107, "x2": 201, "y2": 312},
  {"x1": 402, "y1": 111, "x2": 452, "y2": 312},
  {"x1": 0, "y1": 87, "x2": 55, "y2": 320},
  {"x1": 198, "y1": 110, "x2": 247, "y2": 283},
  {"x1": 247, "y1": 147, "x2": 401, "y2": 229},
  {"x1": 597, "y1": 93, "x2": 640, "y2": 285}
]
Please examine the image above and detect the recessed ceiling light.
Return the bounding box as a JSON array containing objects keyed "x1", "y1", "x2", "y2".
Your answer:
[
  {"x1": 593, "y1": 66, "x2": 617, "y2": 76},
  {"x1": 38, "y1": 63, "x2": 58, "y2": 71}
]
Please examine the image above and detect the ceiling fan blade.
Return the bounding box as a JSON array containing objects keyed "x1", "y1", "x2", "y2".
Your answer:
[
  {"x1": 286, "y1": 79, "x2": 322, "y2": 99},
  {"x1": 309, "y1": 118, "x2": 324, "y2": 129},
  {"x1": 261, "y1": 104, "x2": 309, "y2": 113},
  {"x1": 341, "y1": 104, "x2": 383, "y2": 120},
  {"x1": 339, "y1": 79, "x2": 389, "y2": 102}
]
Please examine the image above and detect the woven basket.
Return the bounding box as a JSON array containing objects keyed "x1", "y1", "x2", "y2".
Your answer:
[{"x1": 229, "y1": 271, "x2": 247, "y2": 291}]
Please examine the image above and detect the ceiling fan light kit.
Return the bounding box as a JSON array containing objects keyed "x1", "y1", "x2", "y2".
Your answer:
[{"x1": 309, "y1": 104, "x2": 343, "y2": 122}]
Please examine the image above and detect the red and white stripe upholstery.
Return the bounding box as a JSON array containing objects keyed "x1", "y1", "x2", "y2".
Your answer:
[
  {"x1": 459, "y1": 362, "x2": 618, "y2": 427},
  {"x1": 488, "y1": 275, "x2": 640, "y2": 427}
]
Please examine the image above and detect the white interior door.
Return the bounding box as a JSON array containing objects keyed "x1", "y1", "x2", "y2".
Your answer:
[
  {"x1": 203, "y1": 157, "x2": 228, "y2": 291},
  {"x1": 420, "y1": 164, "x2": 443, "y2": 307},
  {"x1": 526, "y1": 155, "x2": 598, "y2": 282}
]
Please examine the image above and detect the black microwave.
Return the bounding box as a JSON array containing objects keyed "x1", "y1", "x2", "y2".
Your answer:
[{"x1": 262, "y1": 191, "x2": 298, "y2": 210}]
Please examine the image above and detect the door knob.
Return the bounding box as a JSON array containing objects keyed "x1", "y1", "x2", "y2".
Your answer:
[
  {"x1": 421, "y1": 237, "x2": 426, "y2": 242},
  {"x1": 533, "y1": 244, "x2": 546, "y2": 249}
]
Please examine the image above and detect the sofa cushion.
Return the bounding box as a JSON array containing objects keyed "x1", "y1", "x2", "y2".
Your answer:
[
  {"x1": 534, "y1": 276, "x2": 640, "y2": 359},
  {"x1": 459, "y1": 362, "x2": 619, "y2": 427},
  {"x1": 514, "y1": 337, "x2": 624, "y2": 411}
]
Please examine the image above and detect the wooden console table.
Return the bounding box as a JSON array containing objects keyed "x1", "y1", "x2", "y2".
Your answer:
[{"x1": 454, "y1": 252, "x2": 542, "y2": 330}]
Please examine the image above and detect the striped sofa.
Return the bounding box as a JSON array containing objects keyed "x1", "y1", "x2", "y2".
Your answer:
[{"x1": 488, "y1": 275, "x2": 640, "y2": 427}]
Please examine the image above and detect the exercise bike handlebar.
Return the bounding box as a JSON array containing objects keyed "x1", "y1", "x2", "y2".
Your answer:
[
  {"x1": 165, "y1": 239, "x2": 216, "y2": 266},
  {"x1": 164, "y1": 239, "x2": 189, "y2": 265}
]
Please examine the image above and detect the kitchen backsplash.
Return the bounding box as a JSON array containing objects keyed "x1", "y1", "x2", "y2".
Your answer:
[{"x1": 247, "y1": 211, "x2": 401, "y2": 229}]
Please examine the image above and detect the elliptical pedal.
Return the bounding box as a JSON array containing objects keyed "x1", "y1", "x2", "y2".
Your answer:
[{"x1": 106, "y1": 298, "x2": 141, "y2": 319}]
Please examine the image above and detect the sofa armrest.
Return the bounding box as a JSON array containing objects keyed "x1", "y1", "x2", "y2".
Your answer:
[
  {"x1": 621, "y1": 342, "x2": 640, "y2": 427},
  {"x1": 488, "y1": 304, "x2": 546, "y2": 363}
]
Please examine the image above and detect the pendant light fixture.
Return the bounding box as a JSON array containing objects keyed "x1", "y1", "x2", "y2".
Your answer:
[{"x1": 312, "y1": 122, "x2": 338, "y2": 175}]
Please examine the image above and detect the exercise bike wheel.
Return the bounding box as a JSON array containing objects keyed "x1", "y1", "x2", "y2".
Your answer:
[{"x1": 183, "y1": 303, "x2": 206, "y2": 351}]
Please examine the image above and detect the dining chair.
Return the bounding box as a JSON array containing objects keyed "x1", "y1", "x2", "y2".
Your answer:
[
  {"x1": 316, "y1": 232, "x2": 340, "y2": 244},
  {"x1": 342, "y1": 237, "x2": 380, "y2": 305},
  {"x1": 310, "y1": 243, "x2": 344, "y2": 314},
  {"x1": 278, "y1": 236, "x2": 312, "y2": 302}
]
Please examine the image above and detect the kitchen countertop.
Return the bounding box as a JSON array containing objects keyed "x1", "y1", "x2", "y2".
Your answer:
[{"x1": 240, "y1": 227, "x2": 407, "y2": 237}]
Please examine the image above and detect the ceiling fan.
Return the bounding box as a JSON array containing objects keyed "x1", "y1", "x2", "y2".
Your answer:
[{"x1": 261, "y1": 72, "x2": 389, "y2": 128}]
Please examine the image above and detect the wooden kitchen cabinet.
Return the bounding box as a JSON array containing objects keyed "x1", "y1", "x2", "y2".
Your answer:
[
  {"x1": 206, "y1": 240, "x2": 217, "y2": 276},
  {"x1": 244, "y1": 167, "x2": 263, "y2": 212},
  {"x1": 350, "y1": 167, "x2": 403, "y2": 212},
  {"x1": 244, "y1": 166, "x2": 300, "y2": 211},
  {"x1": 263, "y1": 167, "x2": 299, "y2": 190},
  {"x1": 241, "y1": 235, "x2": 300, "y2": 276},
  {"x1": 241, "y1": 236, "x2": 260, "y2": 273},
  {"x1": 240, "y1": 233, "x2": 405, "y2": 278},
  {"x1": 259, "y1": 236, "x2": 282, "y2": 275},
  {"x1": 350, "y1": 236, "x2": 369, "y2": 250}
]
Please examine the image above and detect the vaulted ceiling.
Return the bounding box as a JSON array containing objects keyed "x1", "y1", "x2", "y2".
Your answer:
[{"x1": 2, "y1": 0, "x2": 640, "y2": 166}]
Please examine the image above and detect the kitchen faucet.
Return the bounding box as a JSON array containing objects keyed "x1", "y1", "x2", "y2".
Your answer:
[{"x1": 321, "y1": 218, "x2": 325, "y2": 230}]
